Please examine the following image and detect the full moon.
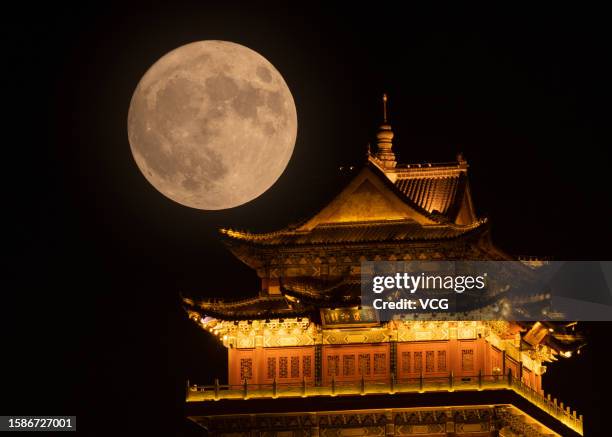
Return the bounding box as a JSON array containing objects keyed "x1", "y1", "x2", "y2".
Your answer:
[{"x1": 127, "y1": 40, "x2": 297, "y2": 210}]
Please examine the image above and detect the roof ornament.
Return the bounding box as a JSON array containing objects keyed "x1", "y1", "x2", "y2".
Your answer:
[
  {"x1": 383, "y1": 93, "x2": 389, "y2": 123},
  {"x1": 375, "y1": 93, "x2": 397, "y2": 169},
  {"x1": 456, "y1": 151, "x2": 468, "y2": 167}
]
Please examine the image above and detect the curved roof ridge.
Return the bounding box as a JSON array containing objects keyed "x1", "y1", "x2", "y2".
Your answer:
[
  {"x1": 220, "y1": 216, "x2": 486, "y2": 243},
  {"x1": 282, "y1": 277, "x2": 360, "y2": 294},
  {"x1": 190, "y1": 294, "x2": 287, "y2": 310}
]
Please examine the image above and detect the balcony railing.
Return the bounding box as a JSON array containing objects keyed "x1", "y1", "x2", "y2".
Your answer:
[{"x1": 187, "y1": 371, "x2": 583, "y2": 435}]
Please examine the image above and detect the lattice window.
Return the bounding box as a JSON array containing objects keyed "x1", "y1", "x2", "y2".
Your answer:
[
  {"x1": 240, "y1": 358, "x2": 253, "y2": 380},
  {"x1": 374, "y1": 353, "x2": 386, "y2": 375},
  {"x1": 425, "y1": 351, "x2": 435, "y2": 373},
  {"x1": 437, "y1": 351, "x2": 447, "y2": 372},
  {"x1": 279, "y1": 357, "x2": 288, "y2": 378},
  {"x1": 291, "y1": 357, "x2": 300, "y2": 378},
  {"x1": 358, "y1": 354, "x2": 370, "y2": 375},
  {"x1": 462, "y1": 349, "x2": 474, "y2": 371},
  {"x1": 327, "y1": 355, "x2": 340, "y2": 376},
  {"x1": 343, "y1": 355, "x2": 356, "y2": 376},
  {"x1": 267, "y1": 357, "x2": 276, "y2": 379},
  {"x1": 303, "y1": 356, "x2": 312, "y2": 377},
  {"x1": 401, "y1": 352, "x2": 411, "y2": 373},
  {"x1": 414, "y1": 351, "x2": 423, "y2": 373}
]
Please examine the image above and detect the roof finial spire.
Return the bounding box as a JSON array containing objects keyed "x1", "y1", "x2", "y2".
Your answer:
[
  {"x1": 374, "y1": 93, "x2": 397, "y2": 169},
  {"x1": 383, "y1": 93, "x2": 388, "y2": 123}
]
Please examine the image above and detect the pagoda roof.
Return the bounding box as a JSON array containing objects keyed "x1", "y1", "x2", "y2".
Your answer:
[
  {"x1": 183, "y1": 295, "x2": 310, "y2": 320},
  {"x1": 221, "y1": 219, "x2": 483, "y2": 246},
  {"x1": 220, "y1": 159, "x2": 485, "y2": 248},
  {"x1": 520, "y1": 321, "x2": 586, "y2": 355},
  {"x1": 391, "y1": 161, "x2": 475, "y2": 225},
  {"x1": 281, "y1": 277, "x2": 361, "y2": 305}
]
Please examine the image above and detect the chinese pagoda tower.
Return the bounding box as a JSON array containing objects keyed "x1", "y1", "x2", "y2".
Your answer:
[{"x1": 184, "y1": 96, "x2": 584, "y2": 437}]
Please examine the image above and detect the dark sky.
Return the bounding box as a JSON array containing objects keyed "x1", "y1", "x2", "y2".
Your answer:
[{"x1": 6, "y1": 2, "x2": 612, "y2": 436}]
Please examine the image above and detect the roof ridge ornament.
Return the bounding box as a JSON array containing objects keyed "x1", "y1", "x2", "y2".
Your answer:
[
  {"x1": 375, "y1": 93, "x2": 397, "y2": 169},
  {"x1": 456, "y1": 151, "x2": 468, "y2": 168}
]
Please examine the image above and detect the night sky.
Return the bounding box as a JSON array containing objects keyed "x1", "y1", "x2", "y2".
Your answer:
[{"x1": 6, "y1": 2, "x2": 612, "y2": 436}]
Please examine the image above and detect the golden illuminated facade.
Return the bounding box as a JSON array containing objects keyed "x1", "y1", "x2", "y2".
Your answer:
[{"x1": 184, "y1": 97, "x2": 584, "y2": 437}]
